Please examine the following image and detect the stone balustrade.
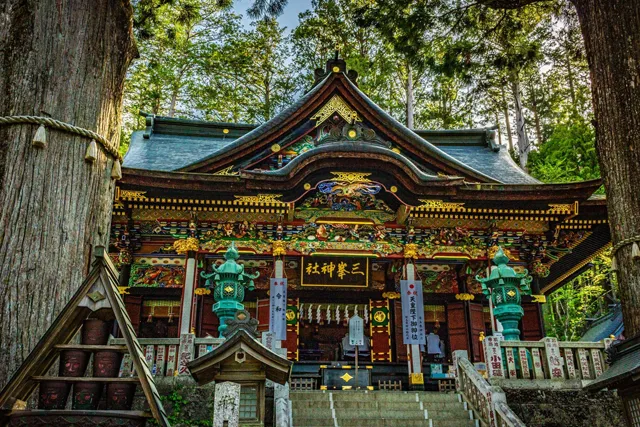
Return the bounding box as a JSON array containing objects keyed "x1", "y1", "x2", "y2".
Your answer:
[
  {"x1": 453, "y1": 350, "x2": 525, "y2": 427},
  {"x1": 109, "y1": 337, "x2": 224, "y2": 377},
  {"x1": 483, "y1": 336, "x2": 612, "y2": 382}
]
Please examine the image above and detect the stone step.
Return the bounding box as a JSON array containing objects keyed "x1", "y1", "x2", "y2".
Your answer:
[
  {"x1": 291, "y1": 391, "x2": 461, "y2": 403},
  {"x1": 292, "y1": 420, "x2": 478, "y2": 427},
  {"x1": 292, "y1": 400, "x2": 467, "y2": 411},
  {"x1": 296, "y1": 409, "x2": 472, "y2": 421}
]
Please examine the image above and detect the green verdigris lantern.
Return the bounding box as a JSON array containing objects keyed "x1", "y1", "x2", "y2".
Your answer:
[
  {"x1": 201, "y1": 242, "x2": 259, "y2": 335},
  {"x1": 477, "y1": 247, "x2": 532, "y2": 341}
]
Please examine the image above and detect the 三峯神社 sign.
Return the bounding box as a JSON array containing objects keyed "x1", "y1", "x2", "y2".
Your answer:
[{"x1": 300, "y1": 256, "x2": 370, "y2": 288}]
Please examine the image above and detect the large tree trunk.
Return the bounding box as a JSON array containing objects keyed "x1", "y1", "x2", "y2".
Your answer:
[
  {"x1": 406, "y1": 63, "x2": 414, "y2": 129},
  {"x1": 572, "y1": 0, "x2": 640, "y2": 337},
  {"x1": 501, "y1": 86, "x2": 514, "y2": 152},
  {"x1": 511, "y1": 78, "x2": 530, "y2": 169},
  {"x1": 0, "y1": 0, "x2": 135, "y2": 386}
]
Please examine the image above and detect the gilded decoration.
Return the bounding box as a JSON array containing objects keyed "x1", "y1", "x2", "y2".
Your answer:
[
  {"x1": 455, "y1": 293, "x2": 475, "y2": 301},
  {"x1": 286, "y1": 223, "x2": 403, "y2": 256},
  {"x1": 382, "y1": 291, "x2": 400, "y2": 300},
  {"x1": 173, "y1": 237, "x2": 200, "y2": 254},
  {"x1": 272, "y1": 240, "x2": 287, "y2": 256},
  {"x1": 194, "y1": 288, "x2": 211, "y2": 296},
  {"x1": 329, "y1": 172, "x2": 372, "y2": 183},
  {"x1": 310, "y1": 95, "x2": 362, "y2": 127},
  {"x1": 213, "y1": 165, "x2": 239, "y2": 176},
  {"x1": 234, "y1": 194, "x2": 284, "y2": 204},
  {"x1": 488, "y1": 245, "x2": 512, "y2": 260},
  {"x1": 417, "y1": 199, "x2": 465, "y2": 211},
  {"x1": 296, "y1": 175, "x2": 395, "y2": 224},
  {"x1": 404, "y1": 243, "x2": 418, "y2": 259},
  {"x1": 118, "y1": 190, "x2": 148, "y2": 201},
  {"x1": 129, "y1": 264, "x2": 185, "y2": 288},
  {"x1": 547, "y1": 203, "x2": 576, "y2": 214}
]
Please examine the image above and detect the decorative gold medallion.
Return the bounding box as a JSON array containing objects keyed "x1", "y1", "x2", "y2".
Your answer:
[
  {"x1": 390, "y1": 186, "x2": 398, "y2": 193},
  {"x1": 348, "y1": 129, "x2": 357, "y2": 138},
  {"x1": 332, "y1": 66, "x2": 340, "y2": 72},
  {"x1": 286, "y1": 309, "x2": 296, "y2": 321},
  {"x1": 373, "y1": 311, "x2": 387, "y2": 323},
  {"x1": 223, "y1": 129, "x2": 229, "y2": 134},
  {"x1": 507, "y1": 290, "x2": 516, "y2": 297},
  {"x1": 271, "y1": 143, "x2": 281, "y2": 152},
  {"x1": 303, "y1": 183, "x2": 311, "y2": 190},
  {"x1": 224, "y1": 285, "x2": 234, "y2": 293},
  {"x1": 340, "y1": 373, "x2": 353, "y2": 382}
]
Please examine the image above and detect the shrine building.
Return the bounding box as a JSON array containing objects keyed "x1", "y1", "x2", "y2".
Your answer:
[{"x1": 110, "y1": 55, "x2": 610, "y2": 389}]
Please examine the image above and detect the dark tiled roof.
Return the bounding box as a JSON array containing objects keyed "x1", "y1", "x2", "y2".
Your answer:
[
  {"x1": 123, "y1": 130, "x2": 237, "y2": 171},
  {"x1": 586, "y1": 335, "x2": 640, "y2": 391},
  {"x1": 581, "y1": 304, "x2": 624, "y2": 342},
  {"x1": 438, "y1": 145, "x2": 540, "y2": 185}
]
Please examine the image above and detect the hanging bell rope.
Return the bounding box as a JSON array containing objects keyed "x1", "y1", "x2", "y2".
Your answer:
[
  {"x1": 610, "y1": 235, "x2": 640, "y2": 271},
  {"x1": 0, "y1": 115, "x2": 123, "y2": 179}
]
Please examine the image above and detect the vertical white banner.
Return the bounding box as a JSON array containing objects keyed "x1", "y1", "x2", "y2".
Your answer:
[
  {"x1": 349, "y1": 315, "x2": 364, "y2": 346},
  {"x1": 400, "y1": 279, "x2": 426, "y2": 345},
  {"x1": 269, "y1": 278, "x2": 288, "y2": 340}
]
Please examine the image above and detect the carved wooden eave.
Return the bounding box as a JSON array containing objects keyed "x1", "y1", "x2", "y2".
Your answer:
[{"x1": 177, "y1": 72, "x2": 499, "y2": 183}]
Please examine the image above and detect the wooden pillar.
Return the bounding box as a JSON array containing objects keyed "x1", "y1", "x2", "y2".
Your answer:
[{"x1": 179, "y1": 251, "x2": 197, "y2": 335}]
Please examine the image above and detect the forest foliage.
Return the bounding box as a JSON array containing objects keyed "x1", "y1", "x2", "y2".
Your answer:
[{"x1": 123, "y1": 0, "x2": 612, "y2": 340}]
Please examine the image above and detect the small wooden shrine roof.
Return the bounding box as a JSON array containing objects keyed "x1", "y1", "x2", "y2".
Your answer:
[
  {"x1": 0, "y1": 247, "x2": 170, "y2": 427},
  {"x1": 188, "y1": 329, "x2": 292, "y2": 386}
]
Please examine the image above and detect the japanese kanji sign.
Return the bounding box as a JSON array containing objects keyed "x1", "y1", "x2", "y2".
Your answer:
[
  {"x1": 300, "y1": 256, "x2": 369, "y2": 288},
  {"x1": 349, "y1": 315, "x2": 364, "y2": 346},
  {"x1": 400, "y1": 279, "x2": 426, "y2": 345},
  {"x1": 269, "y1": 278, "x2": 288, "y2": 340}
]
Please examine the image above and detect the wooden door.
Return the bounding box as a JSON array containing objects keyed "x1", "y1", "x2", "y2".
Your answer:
[
  {"x1": 448, "y1": 302, "x2": 470, "y2": 354},
  {"x1": 468, "y1": 303, "x2": 485, "y2": 362}
]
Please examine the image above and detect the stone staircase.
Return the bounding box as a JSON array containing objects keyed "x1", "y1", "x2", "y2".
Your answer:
[{"x1": 290, "y1": 390, "x2": 479, "y2": 427}]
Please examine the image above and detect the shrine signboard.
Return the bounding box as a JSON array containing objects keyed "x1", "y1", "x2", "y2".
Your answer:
[
  {"x1": 269, "y1": 278, "x2": 288, "y2": 340},
  {"x1": 300, "y1": 256, "x2": 369, "y2": 288},
  {"x1": 400, "y1": 279, "x2": 426, "y2": 345}
]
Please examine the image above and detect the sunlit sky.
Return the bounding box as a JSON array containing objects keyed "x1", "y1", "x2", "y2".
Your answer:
[{"x1": 232, "y1": 0, "x2": 313, "y2": 32}]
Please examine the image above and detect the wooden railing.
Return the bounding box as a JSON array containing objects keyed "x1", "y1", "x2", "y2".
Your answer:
[
  {"x1": 483, "y1": 336, "x2": 611, "y2": 381},
  {"x1": 453, "y1": 350, "x2": 526, "y2": 427},
  {"x1": 109, "y1": 337, "x2": 224, "y2": 377}
]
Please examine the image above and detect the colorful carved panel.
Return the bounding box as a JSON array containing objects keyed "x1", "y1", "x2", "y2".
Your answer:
[
  {"x1": 370, "y1": 300, "x2": 392, "y2": 362},
  {"x1": 129, "y1": 264, "x2": 185, "y2": 288},
  {"x1": 296, "y1": 173, "x2": 395, "y2": 223}
]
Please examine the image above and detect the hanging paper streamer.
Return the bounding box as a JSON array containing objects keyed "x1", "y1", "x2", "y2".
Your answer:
[
  {"x1": 364, "y1": 305, "x2": 369, "y2": 324},
  {"x1": 326, "y1": 305, "x2": 332, "y2": 324},
  {"x1": 316, "y1": 305, "x2": 321, "y2": 324},
  {"x1": 299, "y1": 303, "x2": 304, "y2": 320},
  {"x1": 336, "y1": 305, "x2": 340, "y2": 323},
  {"x1": 308, "y1": 304, "x2": 313, "y2": 322},
  {"x1": 344, "y1": 305, "x2": 349, "y2": 322},
  {"x1": 269, "y1": 278, "x2": 288, "y2": 340},
  {"x1": 354, "y1": 306, "x2": 359, "y2": 317}
]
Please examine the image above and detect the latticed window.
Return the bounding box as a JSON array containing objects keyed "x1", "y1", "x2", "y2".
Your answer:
[
  {"x1": 626, "y1": 396, "x2": 640, "y2": 426},
  {"x1": 239, "y1": 385, "x2": 258, "y2": 420}
]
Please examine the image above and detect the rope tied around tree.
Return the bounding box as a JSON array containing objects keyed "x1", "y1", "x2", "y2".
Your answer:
[
  {"x1": 0, "y1": 115, "x2": 123, "y2": 179},
  {"x1": 610, "y1": 235, "x2": 640, "y2": 272}
]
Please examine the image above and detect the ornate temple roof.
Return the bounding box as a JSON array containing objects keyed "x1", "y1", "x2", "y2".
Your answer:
[{"x1": 123, "y1": 61, "x2": 539, "y2": 185}]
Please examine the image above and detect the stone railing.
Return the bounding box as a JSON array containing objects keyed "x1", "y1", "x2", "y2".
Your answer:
[
  {"x1": 453, "y1": 350, "x2": 525, "y2": 427},
  {"x1": 109, "y1": 337, "x2": 224, "y2": 377},
  {"x1": 483, "y1": 336, "x2": 611, "y2": 381}
]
